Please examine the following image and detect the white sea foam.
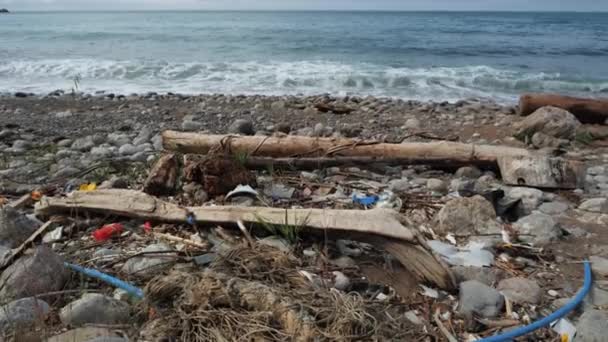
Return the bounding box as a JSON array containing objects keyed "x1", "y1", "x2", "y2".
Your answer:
[{"x1": 1, "y1": 59, "x2": 606, "y2": 102}]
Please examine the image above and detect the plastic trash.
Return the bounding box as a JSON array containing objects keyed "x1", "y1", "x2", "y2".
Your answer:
[
  {"x1": 92, "y1": 223, "x2": 124, "y2": 241},
  {"x1": 375, "y1": 190, "x2": 403, "y2": 211},
  {"x1": 142, "y1": 221, "x2": 152, "y2": 233},
  {"x1": 225, "y1": 184, "x2": 259, "y2": 200},
  {"x1": 550, "y1": 318, "x2": 576, "y2": 342},
  {"x1": 428, "y1": 240, "x2": 494, "y2": 267},
  {"x1": 79, "y1": 183, "x2": 97, "y2": 192},
  {"x1": 30, "y1": 190, "x2": 42, "y2": 201},
  {"x1": 352, "y1": 193, "x2": 379, "y2": 207}
]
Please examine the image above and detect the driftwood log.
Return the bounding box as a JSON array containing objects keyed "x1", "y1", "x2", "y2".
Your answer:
[
  {"x1": 143, "y1": 154, "x2": 179, "y2": 196},
  {"x1": 35, "y1": 189, "x2": 455, "y2": 289},
  {"x1": 519, "y1": 93, "x2": 608, "y2": 124},
  {"x1": 162, "y1": 131, "x2": 532, "y2": 170},
  {"x1": 498, "y1": 155, "x2": 586, "y2": 189}
]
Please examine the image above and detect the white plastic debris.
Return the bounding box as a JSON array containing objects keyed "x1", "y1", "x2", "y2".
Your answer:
[
  {"x1": 225, "y1": 184, "x2": 259, "y2": 200},
  {"x1": 428, "y1": 240, "x2": 494, "y2": 267},
  {"x1": 548, "y1": 289, "x2": 559, "y2": 297},
  {"x1": 419, "y1": 285, "x2": 439, "y2": 298},
  {"x1": 42, "y1": 226, "x2": 63, "y2": 243},
  {"x1": 375, "y1": 190, "x2": 403, "y2": 211},
  {"x1": 551, "y1": 318, "x2": 576, "y2": 342},
  {"x1": 332, "y1": 271, "x2": 350, "y2": 291}
]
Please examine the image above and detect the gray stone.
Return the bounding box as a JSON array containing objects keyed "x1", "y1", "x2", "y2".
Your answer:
[
  {"x1": 451, "y1": 266, "x2": 501, "y2": 287},
  {"x1": 531, "y1": 132, "x2": 567, "y2": 149},
  {"x1": 497, "y1": 277, "x2": 542, "y2": 304},
  {"x1": 118, "y1": 143, "x2": 138, "y2": 156},
  {"x1": 98, "y1": 176, "x2": 128, "y2": 190},
  {"x1": 506, "y1": 187, "x2": 544, "y2": 215},
  {"x1": 133, "y1": 125, "x2": 154, "y2": 145},
  {"x1": 228, "y1": 119, "x2": 255, "y2": 135},
  {"x1": 435, "y1": 195, "x2": 502, "y2": 236},
  {"x1": 60, "y1": 293, "x2": 130, "y2": 326},
  {"x1": 539, "y1": 202, "x2": 569, "y2": 215},
  {"x1": 576, "y1": 310, "x2": 608, "y2": 342},
  {"x1": 455, "y1": 166, "x2": 483, "y2": 179},
  {"x1": 515, "y1": 106, "x2": 581, "y2": 141},
  {"x1": 258, "y1": 236, "x2": 291, "y2": 253},
  {"x1": 590, "y1": 255, "x2": 608, "y2": 277},
  {"x1": 86, "y1": 337, "x2": 129, "y2": 342},
  {"x1": 71, "y1": 136, "x2": 95, "y2": 151},
  {"x1": 403, "y1": 118, "x2": 421, "y2": 129},
  {"x1": 90, "y1": 146, "x2": 113, "y2": 159},
  {"x1": 427, "y1": 178, "x2": 447, "y2": 193},
  {"x1": 579, "y1": 198, "x2": 608, "y2": 214},
  {"x1": 271, "y1": 100, "x2": 286, "y2": 111},
  {"x1": 121, "y1": 243, "x2": 175, "y2": 276},
  {"x1": 194, "y1": 253, "x2": 218, "y2": 266},
  {"x1": 587, "y1": 284, "x2": 608, "y2": 307},
  {"x1": 106, "y1": 133, "x2": 130, "y2": 146},
  {"x1": 388, "y1": 178, "x2": 410, "y2": 192},
  {"x1": 587, "y1": 166, "x2": 606, "y2": 176},
  {"x1": 0, "y1": 297, "x2": 50, "y2": 333},
  {"x1": 0, "y1": 246, "x2": 69, "y2": 301},
  {"x1": 0, "y1": 206, "x2": 39, "y2": 248},
  {"x1": 52, "y1": 166, "x2": 81, "y2": 179},
  {"x1": 129, "y1": 151, "x2": 148, "y2": 162},
  {"x1": 151, "y1": 134, "x2": 163, "y2": 151},
  {"x1": 11, "y1": 140, "x2": 31, "y2": 151},
  {"x1": 458, "y1": 280, "x2": 504, "y2": 318},
  {"x1": 330, "y1": 256, "x2": 357, "y2": 268},
  {"x1": 55, "y1": 110, "x2": 73, "y2": 118},
  {"x1": 513, "y1": 212, "x2": 562, "y2": 246},
  {"x1": 57, "y1": 139, "x2": 73, "y2": 148}
]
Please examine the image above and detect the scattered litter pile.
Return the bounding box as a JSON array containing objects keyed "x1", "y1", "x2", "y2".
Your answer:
[{"x1": 1, "y1": 95, "x2": 608, "y2": 341}]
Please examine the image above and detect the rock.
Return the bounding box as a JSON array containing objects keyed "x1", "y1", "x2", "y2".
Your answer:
[
  {"x1": 60, "y1": 293, "x2": 130, "y2": 326},
  {"x1": 531, "y1": 131, "x2": 567, "y2": 149},
  {"x1": 55, "y1": 110, "x2": 73, "y2": 118},
  {"x1": 48, "y1": 327, "x2": 121, "y2": 342},
  {"x1": 228, "y1": 119, "x2": 255, "y2": 135},
  {"x1": 590, "y1": 256, "x2": 608, "y2": 277},
  {"x1": 458, "y1": 280, "x2": 504, "y2": 318},
  {"x1": 11, "y1": 139, "x2": 31, "y2": 151},
  {"x1": 118, "y1": 143, "x2": 138, "y2": 156},
  {"x1": 182, "y1": 119, "x2": 203, "y2": 131},
  {"x1": 312, "y1": 123, "x2": 325, "y2": 137},
  {"x1": 194, "y1": 253, "x2": 218, "y2": 266},
  {"x1": 403, "y1": 118, "x2": 421, "y2": 129},
  {"x1": 53, "y1": 166, "x2": 81, "y2": 180},
  {"x1": 451, "y1": 266, "x2": 502, "y2": 287},
  {"x1": 151, "y1": 134, "x2": 163, "y2": 151},
  {"x1": 576, "y1": 310, "x2": 608, "y2": 342},
  {"x1": 330, "y1": 256, "x2": 357, "y2": 268},
  {"x1": 71, "y1": 136, "x2": 95, "y2": 151},
  {"x1": 514, "y1": 106, "x2": 581, "y2": 142},
  {"x1": 271, "y1": 100, "x2": 286, "y2": 111},
  {"x1": 513, "y1": 212, "x2": 562, "y2": 246},
  {"x1": 0, "y1": 246, "x2": 69, "y2": 301},
  {"x1": 404, "y1": 310, "x2": 424, "y2": 325},
  {"x1": 455, "y1": 166, "x2": 483, "y2": 179},
  {"x1": 106, "y1": 133, "x2": 130, "y2": 147},
  {"x1": 497, "y1": 277, "x2": 542, "y2": 304},
  {"x1": 86, "y1": 337, "x2": 129, "y2": 342},
  {"x1": 90, "y1": 146, "x2": 113, "y2": 159},
  {"x1": 98, "y1": 176, "x2": 128, "y2": 189},
  {"x1": 538, "y1": 202, "x2": 569, "y2": 215},
  {"x1": 133, "y1": 125, "x2": 154, "y2": 145},
  {"x1": 121, "y1": 243, "x2": 175, "y2": 276},
  {"x1": 587, "y1": 283, "x2": 608, "y2": 307},
  {"x1": 579, "y1": 198, "x2": 608, "y2": 214},
  {"x1": 258, "y1": 236, "x2": 291, "y2": 253},
  {"x1": 0, "y1": 297, "x2": 50, "y2": 333},
  {"x1": 506, "y1": 187, "x2": 544, "y2": 215},
  {"x1": 0, "y1": 206, "x2": 39, "y2": 248},
  {"x1": 388, "y1": 178, "x2": 410, "y2": 192},
  {"x1": 435, "y1": 196, "x2": 502, "y2": 236},
  {"x1": 426, "y1": 178, "x2": 447, "y2": 193},
  {"x1": 339, "y1": 124, "x2": 362, "y2": 138},
  {"x1": 275, "y1": 122, "x2": 291, "y2": 134}
]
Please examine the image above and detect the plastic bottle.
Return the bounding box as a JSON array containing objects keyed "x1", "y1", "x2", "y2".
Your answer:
[{"x1": 92, "y1": 223, "x2": 124, "y2": 241}]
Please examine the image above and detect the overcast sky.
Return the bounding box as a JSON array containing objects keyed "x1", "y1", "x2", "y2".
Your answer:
[{"x1": 1, "y1": 0, "x2": 607, "y2": 12}]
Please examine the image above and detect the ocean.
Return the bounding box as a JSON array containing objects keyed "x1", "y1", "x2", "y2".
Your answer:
[{"x1": 1, "y1": 11, "x2": 607, "y2": 102}]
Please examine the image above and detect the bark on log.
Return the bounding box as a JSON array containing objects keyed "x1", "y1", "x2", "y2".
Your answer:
[
  {"x1": 162, "y1": 131, "x2": 532, "y2": 170},
  {"x1": 143, "y1": 154, "x2": 179, "y2": 196},
  {"x1": 519, "y1": 93, "x2": 608, "y2": 124},
  {"x1": 35, "y1": 189, "x2": 454, "y2": 289}
]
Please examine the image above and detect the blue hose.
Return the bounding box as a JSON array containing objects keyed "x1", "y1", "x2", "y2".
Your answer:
[
  {"x1": 64, "y1": 262, "x2": 145, "y2": 299},
  {"x1": 479, "y1": 260, "x2": 592, "y2": 342}
]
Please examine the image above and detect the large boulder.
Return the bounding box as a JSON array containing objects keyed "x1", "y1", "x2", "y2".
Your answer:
[
  {"x1": 513, "y1": 212, "x2": 562, "y2": 246},
  {"x1": 0, "y1": 206, "x2": 39, "y2": 248},
  {"x1": 435, "y1": 195, "x2": 502, "y2": 236},
  {"x1": 0, "y1": 297, "x2": 50, "y2": 333},
  {"x1": 60, "y1": 293, "x2": 130, "y2": 326},
  {"x1": 514, "y1": 106, "x2": 580, "y2": 143},
  {"x1": 576, "y1": 310, "x2": 608, "y2": 342},
  {"x1": 0, "y1": 246, "x2": 69, "y2": 301}
]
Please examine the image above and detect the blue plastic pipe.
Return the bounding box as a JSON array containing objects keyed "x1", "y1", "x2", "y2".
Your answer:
[
  {"x1": 479, "y1": 260, "x2": 592, "y2": 342},
  {"x1": 64, "y1": 262, "x2": 145, "y2": 299}
]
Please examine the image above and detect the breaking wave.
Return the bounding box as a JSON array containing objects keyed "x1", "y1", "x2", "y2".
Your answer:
[{"x1": 1, "y1": 59, "x2": 607, "y2": 103}]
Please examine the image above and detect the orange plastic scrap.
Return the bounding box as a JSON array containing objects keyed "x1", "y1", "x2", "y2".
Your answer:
[
  {"x1": 79, "y1": 183, "x2": 97, "y2": 192},
  {"x1": 0, "y1": 197, "x2": 7, "y2": 206},
  {"x1": 30, "y1": 191, "x2": 42, "y2": 201}
]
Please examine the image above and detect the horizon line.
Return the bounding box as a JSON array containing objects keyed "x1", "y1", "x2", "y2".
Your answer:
[{"x1": 4, "y1": 9, "x2": 608, "y2": 13}]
